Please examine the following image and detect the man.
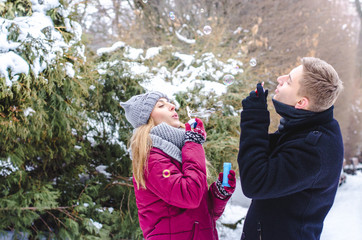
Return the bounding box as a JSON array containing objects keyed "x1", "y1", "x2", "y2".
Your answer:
[{"x1": 238, "y1": 57, "x2": 344, "y2": 240}]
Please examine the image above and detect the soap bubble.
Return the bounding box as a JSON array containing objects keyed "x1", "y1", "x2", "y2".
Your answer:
[
  {"x1": 249, "y1": 58, "x2": 257, "y2": 67},
  {"x1": 142, "y1": 0, "x2": 148, "y2": 3},
  {"x1": 169, "y1": 12, "x2": 176, "y2": 21},
  {"x1": 203, "y1": 25, "x2": 212, "y2": 35},
  {"x1": 223, "y1": 74, "x2": 235, "y2": 86}
]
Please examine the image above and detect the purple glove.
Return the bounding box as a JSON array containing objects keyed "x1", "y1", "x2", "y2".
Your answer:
[
  {"x1": 213, "y1": 170, "x2": 236, "y2": 199},
  {"x1": 185, "y1": 118, "x2": 207, "y2": 144}
]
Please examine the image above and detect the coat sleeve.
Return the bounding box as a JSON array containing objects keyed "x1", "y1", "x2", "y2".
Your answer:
[
  {"x1": 208, "y1": 182, "x2": 230, "y2": 221},
  {"x1": 145, "y1": 142, "x2": 208, "y2": 209},
  {"x1": 237, "y1": 109, "x2": 321, "y2": 200}
]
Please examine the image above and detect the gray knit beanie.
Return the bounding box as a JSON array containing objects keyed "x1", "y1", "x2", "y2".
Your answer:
[{"x1": 120, "y1": 91, "x2": 168, "y2": 128}]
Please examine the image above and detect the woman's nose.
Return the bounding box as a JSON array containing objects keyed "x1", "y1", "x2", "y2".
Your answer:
[{"x1": 169, "y1": 103, "x2": 175, "y2": 111}]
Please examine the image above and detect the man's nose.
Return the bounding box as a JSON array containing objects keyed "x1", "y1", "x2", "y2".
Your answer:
[{"x1": 277, "y1": 75, "x2": 286, "y2": 85}]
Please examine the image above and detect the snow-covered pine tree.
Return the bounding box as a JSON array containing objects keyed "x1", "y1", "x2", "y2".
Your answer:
[
  {"x1": 0, "y1": 0, "x2": 112, "y2": 238},
  {"x1": 1, "y1": 1, "x2": 145, "y2": 238},
  {"x1": 82, "y1": 47, "x2": 145, "y2": 239}
]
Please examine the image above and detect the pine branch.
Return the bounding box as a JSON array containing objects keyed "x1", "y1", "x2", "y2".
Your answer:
[
  {"x1": 120, "y1": 191, "x2": 126, "y2": 220},
  {"x1": 0, "y1": 205, "x2": 76, "y2": 211},
  {"x1": 46, "y1": 210, "x2": 68, "y2": 229},
  {"x1": 115, "y1": 175, "x2": 132, "y2": 182},
  {"x1": 39, "y1": 215, "x2": 54, "y2": 233},
  {"x1": 108, "y1": 181, "x2": 134, "y2": 188},
  {"x1": 30, "y1": 224, "x2": 38, "y2": 235},
  {"x1": 77, "y1": 183, "x2": 89, "y2": 202},
  {"x1": 54, "y1": 26, "x2": 66, "y2": 30},
  {"x1": 221, "y1": 217, "x2": 245, "y2": 229},
  {"x1": 128, "y1": 190, "x2": 134, "y2": 223},
  {"x1": 107, "y1": 176, "x2": 134, "y2": 188},
  {"x1": 58, "y1": 207, "x2": 82, "y2": 221}
]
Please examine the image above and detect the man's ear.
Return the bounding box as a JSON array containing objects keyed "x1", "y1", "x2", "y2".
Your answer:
[{"x1": 295, "y1": 97, "x2": 309, "y2": 110}]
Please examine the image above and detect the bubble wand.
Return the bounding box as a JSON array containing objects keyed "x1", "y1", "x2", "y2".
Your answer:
[
  {"x1": 222, "y1": 162, "x2": 232, "y2": 187},
  {"x1": 186, "y1": 106, "x2": 197, "y2": 129}
]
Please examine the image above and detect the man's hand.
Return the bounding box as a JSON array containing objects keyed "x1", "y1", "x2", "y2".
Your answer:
[{"x1": 242, "y1": 82, "x2": 268, "y2": 110}]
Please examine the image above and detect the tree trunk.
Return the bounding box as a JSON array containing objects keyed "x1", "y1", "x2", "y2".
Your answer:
[{"x1": 356, "y1": 0, "x2": 362, "y2": 86}]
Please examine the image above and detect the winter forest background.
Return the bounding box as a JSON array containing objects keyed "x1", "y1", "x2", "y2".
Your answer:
[{"x1": 0, "y1": 0, "x2": 362, "y2": 239}]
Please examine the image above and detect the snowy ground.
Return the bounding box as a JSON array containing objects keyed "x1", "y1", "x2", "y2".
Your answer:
[
  {"x1": 217, "y1": 171, "x2": 362, "y2": 240},
  {"x1": 1, "y1": 173, "x2": 360, "y2": 239}
]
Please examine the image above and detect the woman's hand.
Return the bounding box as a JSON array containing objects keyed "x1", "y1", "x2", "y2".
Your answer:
[
  {"x1": 185, "y1": 118, "x2": 207, "y2": 144},
  {"x1": 218, "y1": 170, "x2": 236, "y2": 195},
  {"x1": 212, "y1": 170, "x2": 236, "y2": 199}
]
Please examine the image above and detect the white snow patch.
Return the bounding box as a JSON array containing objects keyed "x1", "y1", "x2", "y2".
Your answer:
[
  {"x1": 23, "y1": 107, "x2": 35, "y2": 117},
  {"x1": 97, "y1": 41, "x2": 126, "y2": 56},
  {"x1": 89, "y1": 219, "x2": 103, "y2": 230},
  {"x1": 65, "y1": 62, "x2": 75, "y2": 78},
  {"x1": 0, "y1": 52, "x2": 29, "y2": 86},
  {"x1": 320, "y1": 172, "x2": 362, "y2": 240},
  {"x1": 95, "y1": 165, "x2": 112, "y2": 178},
  {"x1": 145, "y1": 47, "x2": 162, "y2": 59},
  {"x1": 123, "y1": 46, "x2": 144, "y2": 60},
  {"x1": 217, "y1": 172, "x2": 362, "y2": 240},
  {"x1": 0, "y1": 157, "x2": 19, "y2": 176}
]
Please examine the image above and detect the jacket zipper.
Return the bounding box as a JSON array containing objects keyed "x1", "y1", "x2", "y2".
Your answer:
[
  {"x1": 192, "y1": 221, "x2": 200, "y2": 240},
  {"x1": 257, "y1": 221, "x2": 262, "y2": 240}
]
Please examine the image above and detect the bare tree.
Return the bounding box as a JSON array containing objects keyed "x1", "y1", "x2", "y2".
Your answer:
[
  {"x1": 340, "y1": 0, "x2": 362, "y2": 160},
  {"x1": 355, "y1": 0, "x2": 362, "y2": 82},
  {"x1": 70, "y1": 0, "x2": 135, "y2": 49},
  {"x1": 71, "y1": 0, "x2": 361, "y2": 157}
]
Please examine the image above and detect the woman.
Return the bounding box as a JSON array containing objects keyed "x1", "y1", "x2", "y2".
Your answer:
[{"x1": 121, "y1": 91, "x2": 235, "y2": 240}]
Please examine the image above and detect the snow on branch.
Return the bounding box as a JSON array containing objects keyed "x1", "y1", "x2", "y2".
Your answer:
[{"x1": 175, "y1": 24, "x2": 196, "y2": 44}]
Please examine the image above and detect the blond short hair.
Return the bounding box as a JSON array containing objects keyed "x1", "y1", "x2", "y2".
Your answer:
[{"x1": 299, "y1": 57, "x2": 343, "y2": 112}]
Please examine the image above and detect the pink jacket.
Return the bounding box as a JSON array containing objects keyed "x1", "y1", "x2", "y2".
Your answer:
[{"x1": 133, "y1": 141, "x2": 229, "y2": 240}]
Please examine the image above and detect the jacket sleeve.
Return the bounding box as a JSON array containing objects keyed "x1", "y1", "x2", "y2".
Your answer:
[
  {"x1": 145, "y1": 142, "x2": 208, "y2": 209},
  {"x1": 237, "y1": 109, "x2": 321, "y2": 200},
  {"x1": 208, "y1": 182, "x2": 230, "y2": 221}
]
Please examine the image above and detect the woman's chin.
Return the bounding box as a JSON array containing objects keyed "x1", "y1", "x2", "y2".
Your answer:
[{"x1": 170, "y1": 120, "x2": 181, "y2": 128}]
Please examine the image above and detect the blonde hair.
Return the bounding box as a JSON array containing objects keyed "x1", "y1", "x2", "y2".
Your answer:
[
  {"x1": 299, "y1": 57, "x2": 343, "y2": 112},
  {"x1": 130, "y1": 118, "x2": 155, "y2": 189}
]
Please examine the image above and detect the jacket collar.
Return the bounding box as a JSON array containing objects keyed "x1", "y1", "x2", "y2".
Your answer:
[{"x1": 272, "y1": 99, "x2": 334, "y2": 132}]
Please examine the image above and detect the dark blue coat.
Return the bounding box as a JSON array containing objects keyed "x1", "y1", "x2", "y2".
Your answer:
[{"x1": 237, "y1": 105, "x2": 344, "y2": 240}]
